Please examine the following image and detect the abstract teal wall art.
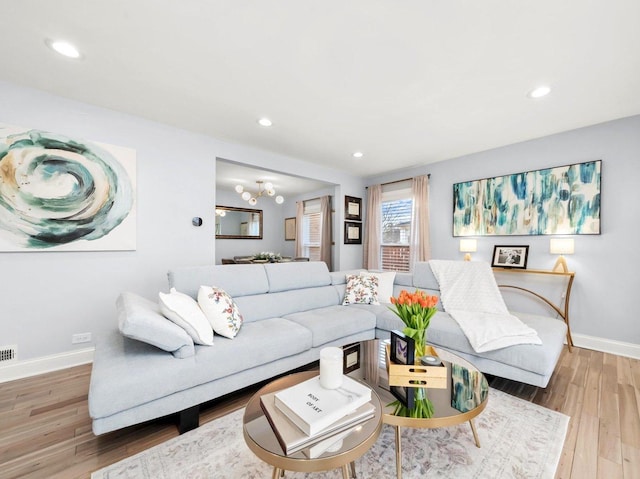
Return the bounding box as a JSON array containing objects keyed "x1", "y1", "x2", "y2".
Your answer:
[
  {"x1": 0, "y1": 124, "x2": 136, "y2": 251},
  {"x1": 453, "y1": 160, "x2": 601, "y2": 236}
]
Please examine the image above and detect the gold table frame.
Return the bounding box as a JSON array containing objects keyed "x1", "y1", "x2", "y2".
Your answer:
[
  {"x1": 376, "y1": 345, "x2": 488, "y2": 479},
  {"x1": 493, "y1": 267, "x2": 575, "y2": 351},
  {"x1": 243, "y1": 370, "x2": 383, "y2": 479}
]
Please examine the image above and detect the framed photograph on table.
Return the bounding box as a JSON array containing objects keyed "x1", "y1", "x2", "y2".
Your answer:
[
  {"x1": 390, "y1": 330, "x2": 416, "y2": 409},
  {"x1": 342, "y1": 342, "x2": 361, "y2": 374},
  {"x1": 284, "y1": 217, "x2": 296, "y2": 241},
  {"x1": 344, "y1": 221, "x2": 362, "y2": 244},
  {"x1": 491, "y1": 245, "x2": 529, "y2": 269},
  {"x1": 344, "y1": 196, "x2": 362, "y2": 221}
]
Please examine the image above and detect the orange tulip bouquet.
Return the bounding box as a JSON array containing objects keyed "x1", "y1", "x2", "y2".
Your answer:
[
  {"x1": 388, "y1": 289, "x2": 440, "y2": 419},
  {"x1": 389, "y1": 289, "x2": 439, "y2": 359}
]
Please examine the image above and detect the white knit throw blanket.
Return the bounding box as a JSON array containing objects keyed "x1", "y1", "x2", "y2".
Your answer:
[{"x1": 429, "y1": 260, "x2": 541, "y2": 353}]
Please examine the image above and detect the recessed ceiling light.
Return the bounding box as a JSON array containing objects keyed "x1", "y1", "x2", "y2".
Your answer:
[
  {"x1": 528, "y1": 86, "x2": 551, "y2": 99},
  {"x1": 257, "y1": 118, "x2": 273, "y2": 127},
  {"x1": 46, "y1": 39, "x2": 81, "y2": 59},
  {"x1": 352, "y1": 151, "x2": 363, "y2": 158}
]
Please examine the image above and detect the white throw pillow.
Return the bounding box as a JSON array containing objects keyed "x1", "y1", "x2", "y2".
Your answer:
[
  {"x1": 361, "y1": 271, "x2": 396, "y2": 303},
  {"x1": 197, "y1": 286, "x2": 244, "y2": 339},
  {"x1": 342, "y1": 274, "x2": 379, "y2": 305},
  {"x1": 159, "y1": 288, "x2": 214, "y2": 345}
]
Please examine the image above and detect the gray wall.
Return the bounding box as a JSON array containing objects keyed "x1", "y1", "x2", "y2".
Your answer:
[
  {"x1": 368, "y1": 115, "x2": 640, "y2": 347},
  {"x1": 3, "y1": 77, "x2": 636, "y2": 365},
  {"x1": 0, "y1": 80, "x2": 364, "y2": 363}
]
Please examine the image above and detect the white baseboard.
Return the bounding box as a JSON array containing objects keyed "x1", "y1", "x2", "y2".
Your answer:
[
  {"x1": 572, "y1": 334, "x2": 640, "y2": 360},
  {"x1": 0, "y1": 347, "x2": 95, "y2": 383}
]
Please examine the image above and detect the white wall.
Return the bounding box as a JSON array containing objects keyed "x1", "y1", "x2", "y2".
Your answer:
[
  {"x1": 368, "y1": 115, "x2": 640, "y2": 351},
  {"x1": 0, "y1": 81, "x2": 365, "y2": 368}
]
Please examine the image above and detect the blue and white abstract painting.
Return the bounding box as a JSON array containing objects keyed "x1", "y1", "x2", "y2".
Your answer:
[
  {"x1": 453, "y1": 160, "x2": 601, "y2": 236},
  {"x1": 0, "y1": 124, "x2": 136, "y2": 251}
]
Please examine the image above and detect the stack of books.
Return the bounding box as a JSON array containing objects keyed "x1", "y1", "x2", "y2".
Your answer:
[{"x1": 260, "y1": 375, "x2": 375, "y2": 457}]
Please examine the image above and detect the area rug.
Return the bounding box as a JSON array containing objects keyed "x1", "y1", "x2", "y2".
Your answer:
[{"x1": 92, "y1": 388, "x2": 568, "y2": 479}]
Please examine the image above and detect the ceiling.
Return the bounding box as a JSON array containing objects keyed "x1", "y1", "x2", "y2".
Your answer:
[{"x1": 2, "y1": 1, "x2": 640, "y2": 179}]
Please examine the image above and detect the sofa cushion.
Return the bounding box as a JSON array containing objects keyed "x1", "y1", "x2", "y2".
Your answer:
[
  {"x1": 329, "y1": 269, "x2": 367, "y2": 285},
  {"x1": 353, "y1": 303, "x2": 402, "y2": 331},
  {"x1": 342, "y1": 274, "x2": 379, "y2": 305},
  {"x1": 168, "y1": 264, "x2": 269, "y2": 298},
  {"x1": 284, "y1": 305, "x2": 377, "y2": 347},
  {"x1": 394, "y1": 272, "x2": 413, "y2": 287},
  {"x1": 89, "y1": 319, "x2": 312, "y2": 419},
  {"x1": 264, "y1": 262, "x2": 332, "y2": 292},
  {"x1": 159, "y1": 288, "x2": 214, "y2": 345},
  {"x1": 117, "y1": 292, "x2": 195, "y2": 358},
  {"x1": 197, "y1": 286, "x2": 243, "y2": 338},
  {"x1": 412, "y1": 261, "x2": 440, "y2": 291},
  {"x1": 424, "y1": 311, "x2": 566, "y2": 376},
  {"x1": 234, "y1": 286, "x2": 340, "y2": 322}
]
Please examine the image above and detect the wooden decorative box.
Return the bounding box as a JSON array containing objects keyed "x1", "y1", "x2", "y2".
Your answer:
[{"x1": 385, "y1": 344, "x2": 447, "y2": 389}]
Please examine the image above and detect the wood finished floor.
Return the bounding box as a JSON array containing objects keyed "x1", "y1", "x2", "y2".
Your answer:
[{"x1": 0, "y1": 346, "x2": 638, "y2": 479}]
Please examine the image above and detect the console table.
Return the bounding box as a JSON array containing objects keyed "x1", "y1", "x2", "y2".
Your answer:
[{"x1": 492, "y1": 268, "x2": 575, "y2": 352}]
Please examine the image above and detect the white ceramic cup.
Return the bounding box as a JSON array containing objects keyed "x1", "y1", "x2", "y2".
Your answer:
[{"x1": 319, "y1": 347, "x2": 343, "y2": 389}]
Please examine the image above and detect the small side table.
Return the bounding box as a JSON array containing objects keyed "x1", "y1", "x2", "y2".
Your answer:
[
  {"x1": 492, "y1": 267, "x2": 575, "y2": 351},
  {"x1": 380, "y1": 347, "x2": 489, "y2": 479},
  {"x1": 243, "y1": 370, "x2": 383, "y2": 479}
]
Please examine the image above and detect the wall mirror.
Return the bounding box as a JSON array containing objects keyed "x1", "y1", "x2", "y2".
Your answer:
[{"x1": 215, "y1": 205, "x2": 263, "y2": 239}]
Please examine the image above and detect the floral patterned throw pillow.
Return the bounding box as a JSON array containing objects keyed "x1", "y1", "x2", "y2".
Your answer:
[
  {"x1": 342, "y1": 274, "x2": 380, "y2": 305},
  {"x1": 197, "y1": 286, "x2": 244, "y2": 338}
]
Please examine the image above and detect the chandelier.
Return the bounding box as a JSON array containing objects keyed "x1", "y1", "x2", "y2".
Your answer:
[{"x1": 235, "y1": 180, "x2": 284, "y2": 205}]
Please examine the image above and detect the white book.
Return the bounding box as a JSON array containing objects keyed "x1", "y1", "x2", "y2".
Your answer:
[
  {"x1": 273, "y1": 375, "x2": 371, "y2": 436},
  {"x1": 261, "y1": 391, "x2": 375, "y2": 455}
]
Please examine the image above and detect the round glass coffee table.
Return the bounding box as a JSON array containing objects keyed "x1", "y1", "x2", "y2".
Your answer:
[
  {"x1": 243, "y1": 370, "x2": 383, "y2": 479},
  {"x1": 359, "y1": 340, "x2": 489, "y2": 479}
]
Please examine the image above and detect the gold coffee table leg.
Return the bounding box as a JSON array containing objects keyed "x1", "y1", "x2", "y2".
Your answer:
[
  {"x1": 341, "y1": 464, "x2": 351, "y2": 478},
  {"x1": 350, "y1": 461, "x2": 357, "y2": 478},
  {"x1": 271, "y1": 467, "x2": 281, "y2": 479},
  {"x1": 469, "y1": 419, "x2": 481, "y2": 447},
  {"x1": 395, "y1": 425, "x2": 403, "y2": 479}
]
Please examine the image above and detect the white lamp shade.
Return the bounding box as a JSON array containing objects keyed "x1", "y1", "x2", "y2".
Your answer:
[
  {"x1": 264, "y1": 182, "x2": 273, "y2": 190},
  {"x1": 234, "y1": 184, "x2": 244, "y2": 193},
  {"x1": 241, "y1": 191, "x2": 251, "y2": 201},
  {"x1": 459, "y1": 239, "x2": 477, "y2": 253},
  {"x1": 248, "y1": 197, "x2": 257, "y2": 206},
  {"x1": 275, "y1": 195, "x2": 284, "y2": 204},
  {"x1": 550, "y1": 238, "x2": 574, "y2": 255}
]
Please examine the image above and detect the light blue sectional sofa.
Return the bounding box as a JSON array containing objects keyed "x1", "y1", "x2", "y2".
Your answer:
[{"x1": 88, "y1": 261, "x2": 567, "y2": 435}]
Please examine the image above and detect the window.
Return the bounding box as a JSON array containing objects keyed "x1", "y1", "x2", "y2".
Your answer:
[
  {"x1": 381, "y1": 182, "x2": 412, "y2": 272},
  {"x1": 302, "y1": 199, "x2": 322, "y2": 261}
]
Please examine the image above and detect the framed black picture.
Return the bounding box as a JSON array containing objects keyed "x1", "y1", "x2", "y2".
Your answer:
[
  {"x1": 342, "y1": 342, "x2": 361, "y2": 374},
  {"x1": 391, "y1": 381, "x2": 415, "y2": 409},
  {"x1": 390, "y1": 330, "x2": 415, "y2": 365},
  {"x1": 491, "y1": 245, "x2": 529, "y2": 269},
  {"x1": 344, "y1": 221, "x2": 362, "y2": 244},
  {"x1": 389, "y1": 330, "x2": 416, "y2": 409},
  {"x1": 344, "y1": 196, "x2": 362, "y2": 221}
]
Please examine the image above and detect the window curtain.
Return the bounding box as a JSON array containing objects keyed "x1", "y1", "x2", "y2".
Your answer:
[
  {"x1": 363, "y1": 184, "x2": 382, "y2": 270},
  {"x1": 294, "y1": 200, "x2": 304, "y2": 257},
  {"x1": 409, "y1": 174, "x2": 431, "y2": 268},
  {"x1": 319, "y1": 195, "x2": 332, "y2": 269}
]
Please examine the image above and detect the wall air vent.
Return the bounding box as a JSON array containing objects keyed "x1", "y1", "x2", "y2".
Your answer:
[{"x1": 0, "y1": 345, "x2": 17, "y2": 363}]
